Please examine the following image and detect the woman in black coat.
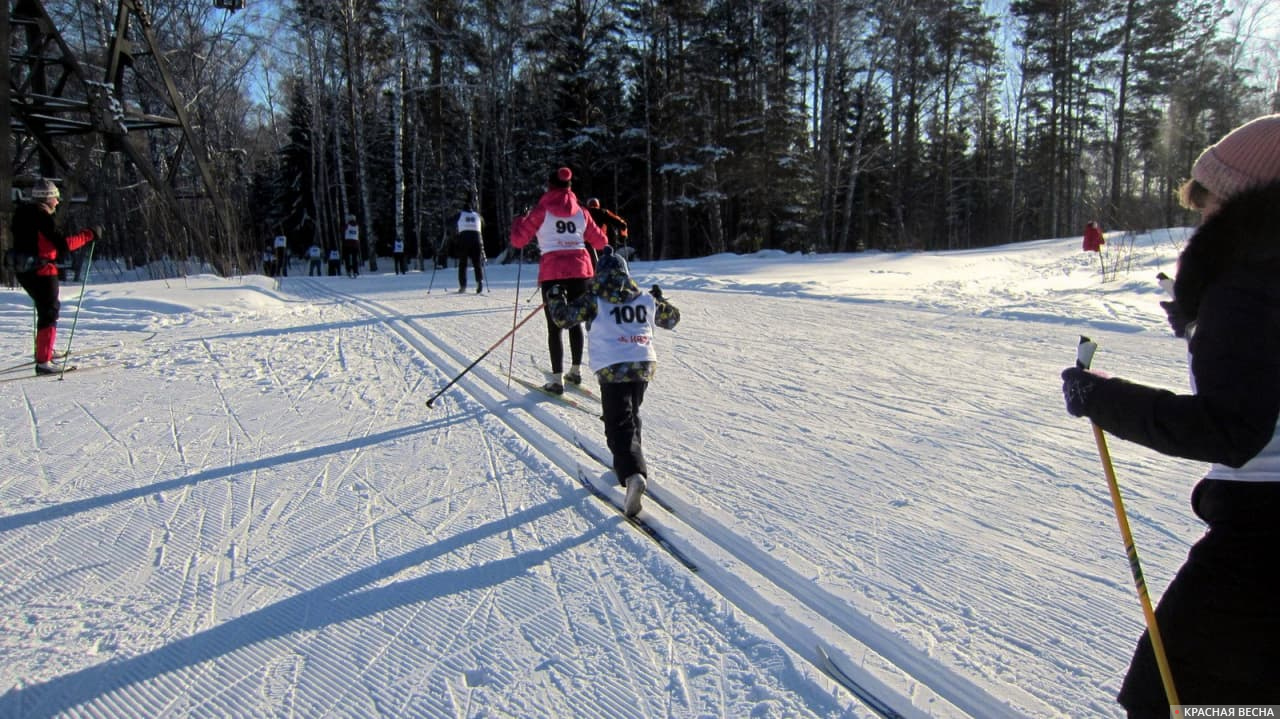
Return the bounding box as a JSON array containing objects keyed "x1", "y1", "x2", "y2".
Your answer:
[{"x1": 1062, "y1": 115, "x2": 1280, "y2": 714}]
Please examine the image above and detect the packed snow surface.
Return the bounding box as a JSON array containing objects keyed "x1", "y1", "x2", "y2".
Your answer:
[{"x1": 0, "y1": 229, "x2": 1202, "y2": 718}]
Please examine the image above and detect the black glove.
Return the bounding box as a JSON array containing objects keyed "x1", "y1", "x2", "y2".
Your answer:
[
  {"x1": 89, "y1": 225, "x2": 105, "y2": 242},
  {"x1": 1061, "y1": 366, "x2": 1105, "y2": 418},
  {"x1": 547, "y1": 284, "x2": 565, "y2": 300},
  {"x1": 1160, "y1": 300, "x2": 1195, "y2": 338},
  {"x1": 650, "y1": 284, "x2": 664, "y2": 300}
]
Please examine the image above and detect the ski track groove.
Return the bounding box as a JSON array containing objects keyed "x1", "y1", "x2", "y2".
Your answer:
[
  {"x1": 287, "y1": 281, "x2": 692, "y2": 718},
  {"x1": 478, "y1": 427, "x2": 523, "y2": 560},
  {"x1": 22, "y1": 391, "x2": 53, "y2": 494},
  {"x1": 199, "y1": 338, "x2": 259, "y2": 448},
  {"x1": 0, "y1": 275, "x2": 1081, "y2": 717},
  {"x1": 599, "y1": 569, "x2": 661, "y2": 719},
  {"x1": 295, "y1": 279, "x2": 953, "y2": 716},
  {"x1": 73, "y1": 399, "x2": 137, "y2": 471}
]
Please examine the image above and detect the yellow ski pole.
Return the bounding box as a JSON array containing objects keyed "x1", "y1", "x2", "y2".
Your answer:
[{"x1": 1076, "y1": 336, "x2": 1179, "y2": 706}]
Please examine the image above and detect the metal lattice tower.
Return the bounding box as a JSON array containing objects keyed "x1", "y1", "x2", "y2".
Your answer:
[{"x1": 3, "y1": 0, "x2": 236, "y2": 281}]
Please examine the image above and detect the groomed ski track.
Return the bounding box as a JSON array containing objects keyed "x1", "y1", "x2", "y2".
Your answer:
[{"x1": 299, "y1": 279, "x2": 1020, "y2": 719}]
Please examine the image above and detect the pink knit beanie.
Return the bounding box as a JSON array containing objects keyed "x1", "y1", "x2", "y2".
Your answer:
[{"x1": 1191, "y1": 114, "x2": 1280, "y2": 200}]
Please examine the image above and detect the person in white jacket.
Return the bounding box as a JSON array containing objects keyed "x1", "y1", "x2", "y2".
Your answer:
[{"x1": 546, "y1": 246, "x2": 680, "y2": 516}]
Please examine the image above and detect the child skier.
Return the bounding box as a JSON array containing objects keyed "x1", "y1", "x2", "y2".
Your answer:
[{"x1": 546, "y1": 246, "x2": 680, "y2": 516}]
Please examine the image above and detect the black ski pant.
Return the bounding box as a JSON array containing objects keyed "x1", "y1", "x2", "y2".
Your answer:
[
  {"x1": 343, "y1": 246, "x2": 360, "y2": 276},
  {"x1": 457, "y1": 249, "x2": 484, "y2": 289},
  {"x1": 601, "y1": 380, "x2": 648, "y2": 485},
  {"x1": 1118, "y1": 479, "x2": 1280, "y2": 716},
  {"x1": 17, "y1": 272, "x2": 60, "y2": 362},
  {"x1": 540, "y1": 278, "x2": 587, "y2": 373},
  {"x1": 17, "y1": 272, "x2": 59, "y2": 330}
]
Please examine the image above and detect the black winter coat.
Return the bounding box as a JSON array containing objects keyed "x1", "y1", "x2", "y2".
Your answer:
[{"x1": 1084, "y1": 180, "x2": 1280, "y2": 475}]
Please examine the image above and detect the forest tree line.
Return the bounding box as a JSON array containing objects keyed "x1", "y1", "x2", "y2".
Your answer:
[{"x1": 17, "y1": 0, "x2": 1280, "y2": 274}]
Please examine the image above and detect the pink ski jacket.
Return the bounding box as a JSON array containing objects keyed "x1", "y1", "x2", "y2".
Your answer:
[{"x1": 510, "y1": 188, "x2": 609, "y2": 282}]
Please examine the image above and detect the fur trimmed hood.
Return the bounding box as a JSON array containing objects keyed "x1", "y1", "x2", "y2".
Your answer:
[{"x1": 1173, "y1": 180, "x2": 1280, "y2": 321}]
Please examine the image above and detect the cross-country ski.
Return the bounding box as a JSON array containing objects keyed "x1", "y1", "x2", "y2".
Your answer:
[{"x1": 505, "y1": 371, "x2": 601, "y2": 418}]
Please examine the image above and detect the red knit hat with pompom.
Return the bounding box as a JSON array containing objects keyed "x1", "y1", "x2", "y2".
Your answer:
[{"x1": 548, "y1": 167, "x2": 572, "y2": 188}]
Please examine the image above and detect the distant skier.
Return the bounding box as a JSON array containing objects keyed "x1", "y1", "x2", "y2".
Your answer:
[
  {"x1": 585, "y1": 197, "x2": 629, "y2": 254},
  {"x1": 547, "y1": 246, "x2": 680, "y2": 517},
  {"x1": 509, "y1": 167, "x2": 609, "y2": 394},
  {"x1": 307, "y1": 242, "x2": 324, "y2": 276},
  {"x1": 1061, "y1": 114, "x2": 1280, "y2": 712},
  {"x1": 1082, "y1": 221, "x2": 1104, "y2": 252},
  {"x1": 327, "y1": 248, "x2": 341, "y2": 276},
  {"x1": 453, "y1": 205, "x2": 485, "y2": 293},
  {"x1": 392, "y1": 237, "x2": 408, "y2": 275},
  {"x1": 342, "y1": 215, "x2": 361, "y2": 278},
  {"x1": 261, "y1": 245, "x2": 275, "y2": 277},
  {"x1": 8, "y1": 179, "x2": 100, "y2": 375},
  {"x1": 273, "y1": 234, "x2": 288, "y2": 277}
]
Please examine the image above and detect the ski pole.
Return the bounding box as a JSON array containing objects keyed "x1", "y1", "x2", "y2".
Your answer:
[
  {"x1": 59, "y1": 240, "x2": 96, "y2": 379},
  {"x1": 427, "y1": 243, "x2": 439, "y2": 294},
  {"x1": 1076, "y1": 336, "x2": 1179, "y2": 706},
  {"x1": 426, "y1": 301, "x2": 545, "y2": 408},
  {"x1": 507, "y1": 247, "x2": 525, "y2": 385},
  {"x1": 428, "y1": 229, "x2": 445, "y2": 294}
]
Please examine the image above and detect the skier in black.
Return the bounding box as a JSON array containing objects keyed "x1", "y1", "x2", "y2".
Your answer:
[
  {"x1": 453, "y1": 206, "x2": 484, "y2": 293},
  {"x1": 1061, "y1": 114, "x2": 1280, "y2": 713},
  {"x1": 342, "y1": 215, "x2": 361, "y2": 277}
]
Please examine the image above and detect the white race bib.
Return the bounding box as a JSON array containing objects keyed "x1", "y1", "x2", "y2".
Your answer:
[
  {"x1": 536, "y1": 211, "x2": 588, "y2": 253},
  {"x1": 457, "y1": 212, "x2": 482, "y2": 234}
]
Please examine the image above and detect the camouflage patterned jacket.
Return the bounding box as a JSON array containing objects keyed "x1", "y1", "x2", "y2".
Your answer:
[{"x1": 547, "y1": 268, "x2": 679, "y2": 384}]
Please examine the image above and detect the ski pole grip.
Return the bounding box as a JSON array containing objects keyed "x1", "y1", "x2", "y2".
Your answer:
[{"x1": 1076, "y1": 336, "x2": 1098, "y2": 370}]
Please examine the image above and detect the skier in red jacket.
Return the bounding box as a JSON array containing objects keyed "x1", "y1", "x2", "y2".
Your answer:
[
  {"x1": 9, "y1": 179, "x2": 99, "y2": 374},
  {"x1": 1082, "y1": 221, "x2": 1105, "y2": 252}
]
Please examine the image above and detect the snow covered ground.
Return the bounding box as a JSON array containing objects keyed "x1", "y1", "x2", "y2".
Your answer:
[{"x1": 0, "y1": 229, "x2": 1204, "y2": 718}]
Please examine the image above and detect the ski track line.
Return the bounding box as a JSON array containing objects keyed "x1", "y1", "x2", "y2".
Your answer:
[
  {"x1": 21, "y1": 391, "x2": 54, "y2": 495},
  {"x1": 574, "y1": 428, "x2": 1017, "y2": 718},
  {"x1": 294, "y1": 279, "x2": 1020, "y2": 719},
  {"x1": 167, "y1": 401, "x2": 192, "y2": 472},
  {"x1": 478, "y1": 427, "x2": 524, "y2": 561},
  {"x1": 208, "y1": 373, "x2": 255, "y2": 447},
  {"x1": 314, "y1": 281, "x2": 939, "y2": 716},
  {"x1": 71, "y1": 398, "x2": 144, "y2": 484},
  {"x1": 597, "y1": 568, "x2": 663, "y2": 719}
]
